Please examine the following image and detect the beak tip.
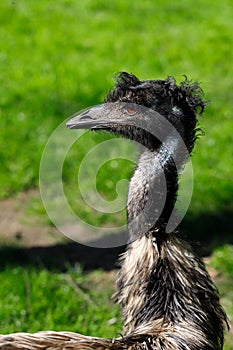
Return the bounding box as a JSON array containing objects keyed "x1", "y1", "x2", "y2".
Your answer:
[
  {"x1": 66, "y1": 122, "x2": 72, "y2": 129},
  {"x1": 66, "y1": 117, "x2": 78, "y2": 129},
  {"x1": 66, "y1": 104, "x2": 107, "y2": 130}
]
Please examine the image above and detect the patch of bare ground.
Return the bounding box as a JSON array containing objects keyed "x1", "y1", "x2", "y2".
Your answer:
[
  {"x1": 0, "y1": 190, "x2": 226, "y2": 273},
  {"x1": 0, "y1": 190, "x2": 124, "y2": 270},
  {"x1": 0, "y1": 190, "x2": 64, "y2": 247}
]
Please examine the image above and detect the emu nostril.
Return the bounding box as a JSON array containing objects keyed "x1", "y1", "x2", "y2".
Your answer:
[
  {"x1": 79, "y1": 115, "x2": 93, "y2": 121},
  {"x1": 79, "y1": 110, "x2": 93, "y2": 120}
]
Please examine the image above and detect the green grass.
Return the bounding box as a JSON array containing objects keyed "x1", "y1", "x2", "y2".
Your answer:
[
  {"x1": 0, "y1": 265, "x2": 121, "y2": 336},
  {"x1": 208, "y1": 245, "x2": 233, "y2": 350},
  {"x1": 0, "y1": 246, "x2": 232, "y2": 349},
  {"x1": 0, "y1": 0, "x2": 233, "y2": 226},
  {"x1": 0, "y1": 0, "x2": 232, "y2": 348}
]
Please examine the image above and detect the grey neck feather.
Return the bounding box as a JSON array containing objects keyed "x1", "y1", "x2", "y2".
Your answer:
[{"x1": 127, "y1": 132, "x2": 185, "y2": 241}]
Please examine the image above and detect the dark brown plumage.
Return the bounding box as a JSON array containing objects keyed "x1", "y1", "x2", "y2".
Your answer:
[{"x1": 67, "y1": 72, "x2": 229, "y2": 349}]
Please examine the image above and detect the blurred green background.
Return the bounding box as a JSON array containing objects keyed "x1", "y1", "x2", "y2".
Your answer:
[{"x1": 0, "y1": 0, "x2": 232, "y2": 348}]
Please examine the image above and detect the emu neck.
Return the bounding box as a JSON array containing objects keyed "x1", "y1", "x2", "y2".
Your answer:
[{"x1": 127, "y1": 135, "x2": 182, "y2": 241}]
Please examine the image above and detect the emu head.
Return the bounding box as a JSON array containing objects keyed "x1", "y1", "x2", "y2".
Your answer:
[{"x1": 67, "y1": 72, "x2": 205, "y2": 153}]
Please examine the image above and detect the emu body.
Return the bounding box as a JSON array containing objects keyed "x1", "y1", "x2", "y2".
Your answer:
[{"x1": 67, "y1": 72, "x2": 228, "y2": 349}]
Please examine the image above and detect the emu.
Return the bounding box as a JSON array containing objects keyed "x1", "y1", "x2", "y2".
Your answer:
[{"x1": 66, "y1": 72, "x2": 228, "y2": 350}]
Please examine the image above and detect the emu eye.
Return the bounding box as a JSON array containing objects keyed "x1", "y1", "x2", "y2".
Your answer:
[{"x1": 126, "y1": 107, "x2": 137, "y2": 115}]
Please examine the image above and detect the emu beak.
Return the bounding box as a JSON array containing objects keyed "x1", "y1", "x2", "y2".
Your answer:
[
  {"x1": 66, "y1": 103, "x2": 138, "y2": 130},
  {"x1": 66, "y1": 104, "x2": 122, "y2": 130}
]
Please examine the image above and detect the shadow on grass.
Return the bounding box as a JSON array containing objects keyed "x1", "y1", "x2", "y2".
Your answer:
[
  {"x1": 182, "y1": 209, "x2": 233, "y2": 255},
  {"x1": 0, "y1": 241, "x2": 125, "y2": 272},
  {"x1": 0, "y1": 210, "x2": 232, "y2": 271}
]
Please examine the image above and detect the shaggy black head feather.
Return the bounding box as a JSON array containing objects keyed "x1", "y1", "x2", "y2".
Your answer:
[{"x1": 105, "y1": 72, "x2": 206, "y2": 153}]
